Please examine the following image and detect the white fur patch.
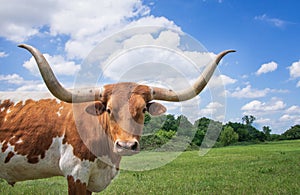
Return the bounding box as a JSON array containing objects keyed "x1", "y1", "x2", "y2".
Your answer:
[
  {"x1": 16, "y1": 139, "x2": 23, "y2": 144},
  {"x1": 0, "y1": 137, "x2": 63, "y2": 183},
  {"x1": 59, "y1": 142, "x2": 118, "y2": 192},
  {"x1": 56, "y1": 106, "x2": 64, "y2": 117},
  {"x1": 6, "y1": 108, "x2": 11, "y2": 114},
  {"x1": 0, "y1": 134, "x2": 118, "y2": 193}
]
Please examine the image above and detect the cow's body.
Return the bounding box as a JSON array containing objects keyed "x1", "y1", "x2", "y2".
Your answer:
[
  {"x1": 0, "y1": 98, "x2": 119, "y2": 193},
  {"x1": 0, "y1": 44, "x2": 234, "y2": 194}
]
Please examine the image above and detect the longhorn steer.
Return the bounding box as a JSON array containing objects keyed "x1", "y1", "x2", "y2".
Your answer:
[{"x1": 0, "y1": 44, "x2": 235, "y2": 194}]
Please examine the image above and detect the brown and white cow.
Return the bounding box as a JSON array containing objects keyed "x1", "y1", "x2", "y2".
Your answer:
[{"x1": 0, "y1": 44, "x2": 234, "y2": 194}]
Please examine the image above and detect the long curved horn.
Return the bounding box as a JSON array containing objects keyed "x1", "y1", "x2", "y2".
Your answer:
[
  {"x1": 18, "y1": 44, "x2": 102, "y2": 103},
  {"x1": 150, "y1": 50, "x2": 236, "y2": 102}
]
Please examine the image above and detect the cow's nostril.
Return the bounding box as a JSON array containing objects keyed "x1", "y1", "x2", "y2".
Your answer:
[
  {"x1": 116, "y1": 141, "x2": 123, "y2": 148},
  {"x1": 115, "y1": 140, "x2": 139, "y2": 151},
  {"x1": 130, "y1": 141, "x2": 138, "y2": 151}
]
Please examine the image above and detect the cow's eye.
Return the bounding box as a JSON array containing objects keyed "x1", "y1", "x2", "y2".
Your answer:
[
  {"x1": 142, "y1": 107, "x2": 147, "y2": 113},
  {"x1": 106, "y1": 108, "x2": 111, "y2": 114}
]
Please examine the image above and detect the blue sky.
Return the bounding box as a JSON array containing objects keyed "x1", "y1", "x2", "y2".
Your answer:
[{"x1": 0, "y1": 0, "x2": 300, "y2": 134}]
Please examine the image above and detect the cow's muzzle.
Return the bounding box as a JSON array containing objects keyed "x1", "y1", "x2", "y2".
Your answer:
[{"x1": 114, "y1": 139, "x2": 140, "y2": 156}]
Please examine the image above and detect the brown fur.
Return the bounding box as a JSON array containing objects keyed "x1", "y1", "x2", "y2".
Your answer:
[
  {"x1": 67, "y1": 175, "x2": 91, "y2": 195},
  {"x1": 0, "y1": 99, "x2": 66, "y2": 163}
]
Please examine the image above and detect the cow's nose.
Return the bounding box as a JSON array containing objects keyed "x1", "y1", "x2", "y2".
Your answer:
[
  {"x1": 114, "y1": 140, "x2": 140, "y2": 155},
  {"x1": 116, "y1": 140, "x2": 139, "y2": 150}
]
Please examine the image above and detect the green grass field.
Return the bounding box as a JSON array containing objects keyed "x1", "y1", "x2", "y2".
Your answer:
[{"x1": 1, "y1": 140, "x2": 299, "y2": 194}]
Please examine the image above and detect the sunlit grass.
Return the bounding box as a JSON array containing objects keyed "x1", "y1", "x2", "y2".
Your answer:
[{"x1": 1, "y1": 140, "x2": 299, "y2": 194}]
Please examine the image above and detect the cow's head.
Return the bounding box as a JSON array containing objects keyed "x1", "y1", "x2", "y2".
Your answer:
[
  {"x1": 85, "y1": 83, "x2": 166, "y2": 155},
  {"x1": 18, "y1": 44, "x2": 235, "y2": 156}
]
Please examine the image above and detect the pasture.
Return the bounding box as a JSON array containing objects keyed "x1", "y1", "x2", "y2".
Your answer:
[{"x1": 0, "y1": 140, "x2": 299, "y2": 194}]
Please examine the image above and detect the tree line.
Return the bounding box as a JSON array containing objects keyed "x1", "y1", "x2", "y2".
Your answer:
[{"x1": 140, "y1": 113, "x2": 300, "y2": 151}]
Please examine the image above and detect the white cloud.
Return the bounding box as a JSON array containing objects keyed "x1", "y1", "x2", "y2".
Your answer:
[
  {"x1": 209, "y1": 74, "x2": 237, "y2": 88},
  {"x1": 199, "y1": 101, "x2": 225, "y2": 121},
  {"x1": 123, "y1": 30, "x2": 180, "y2": 50},
  {"x1": 0, "y1": 1, "x2": 60, "y2": 42},
  {"x1": 53, "y1": 0, "x2": 152, "y2": 59},
  {"x1": 279, "y1": 114, "x2": 300, "y2": 124},
  {"x1": 0, "y1": 73, "x2": 47, "y2": 91},
  {"x1": 0, "y1": 0, "x2": 152, "y2": 54},
  {"x1": 49, "y1": 0, "x2": 149, "y2": 38},
  {"x1": 0, "y1": 51, "x2": 8, "y2": 58},
  {"x1": 65, "y1": 15, "x2": 180, "y2": 59},
  {"x1": 256, "y1": 61, "x2": 278, "y2": 75},
  {"x1": 285, "y1": 105, "x2": 300, "y2": 114},
  {"x1": 88, "y1": 29, "x2": 220, "y2": 89},
  {"x1": 255, "y1": 117, "x2": 271, "y2": 125},
  {"x1": 241, "y1": 99, "x2": 286, "y2": 116},
  {"x1": 23, "y1": 53, "x2": 80, "y2": 76},
  {"x1": 0, "y1": 74, "x2": 25, "y2": 85},
  {"x1": 230, "y1": 84, "x2": 287, "y2": 98},
  {"x1": 288, "y1": 60, "x2": 300, "y2": 87},
  {"x1": 231, "y1": 85, "x2": 267, "y2": 98},
  {"x1": 254, "y1": 14, "x2": 289, "y2": 28},
  {"x1": 279, "y1": 105, "x2": 300, "y2": 127},
  {"x1": 288, "y1": 60, "x2": 300, "y2": 78},
  {"x1": 200, "y1": 102, "x2": 223, "y2": 114},
  {"x1": 15, "y1": 83, "x2": 47, "y2": 91}
]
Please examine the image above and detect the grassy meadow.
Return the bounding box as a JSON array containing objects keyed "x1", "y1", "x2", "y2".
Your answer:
[{"x1": 0, "y1": 140, "x2": 299, "y2": 194}]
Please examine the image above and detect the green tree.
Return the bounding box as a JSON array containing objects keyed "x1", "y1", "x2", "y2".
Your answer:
[
  {"x1": 225, "y1": 122, "x2": 249, "y2": 142},
  {"x1": 220, "y1": 126, "x2": 239, "y2": 146},
  {"x1": 281, "y1": 125, "x2": 300, "y2": 140},
  {"x1": 262, "y1": 126, "x2": 272, "y2": 141},
  {"x1": 143, "y1": 114, "x2": 166, "y2": 135},
  {"x1": 177, "y1": 115, "x2": 195, "y2": 137},
  {"x1": 242, "y1": 115, "x2": 256, "y2": 126},
  {"x1": 191, "y1": 129, "x2": 205, "y2": 146},
  {"x1": 144, "y1": 113, "x2": 151, "y2": 125},
  {"x1": 162, "y1": 114, "x2": 178, "y2": 132}
]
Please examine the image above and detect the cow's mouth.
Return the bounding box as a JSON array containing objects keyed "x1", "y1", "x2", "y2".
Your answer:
[{"x1": 114, "y1": 139, "x2": 140, "y2": 156}]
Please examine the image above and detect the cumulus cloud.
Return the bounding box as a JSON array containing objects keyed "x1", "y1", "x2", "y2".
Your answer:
[
  {"x1": 279, "y1": 114, "x2": 300, "y2": 124},
  {"x1": 256, "y1": 61, "x2": 278, "y2": 75},
  {"x1": 78, "y1": 29, "x2": 223, "y2": 91},
  {"x1": 232, "y1": 85, "x2": 265, "y2": 98},
  {"x1": 0, "y1": 51, "x2": 8, "y2": 58},
  {"x1": 23, "y1": 53, "x2": 80, "y2": 76},
  {"x1": 288, "y1": 60, "x2": 300, "y2": 87},
  {"x1": 230, "y1": 84, "x2": 287, "y2": 98},
  {"x1": 285, "y1": 105, "x2": 300, "y2": 114},
  {"x1": 49, "y1": 0, "x2": 149, "y2": 37},
  {"x1": 199, "y1": 101, "x2": 225, "y2": 121},
  {"x1": 288, "y1": 60, "x2": 300, "y2": 78},
  {"x1": 0, "y1": 0, "x2": 149, "y2": 43},
  {"x1": 0, "y1": 0, "x2": 170, "y2": 60},
  {"x1": 0, "y1": 73, "x2": 47, "y2": 91},
  {"x1": 254, "y1": 14, "x2": 290, "y2": 28},
  {"x1": 199, "y1": 102, "x2": 224, "y2": 115},
  {"x1": 0, "y1": 74, "x2": 25, "y2": 85},
  {"x1": 0, "y1": 73, "x2": 77, "y2": 91},
  {"x1": 0, "y1": 1, "x2": 60, "y2": 42},
  {"x1": 208, "y1": 74, "x2": 237, "y2": 88},
  {"x1": 241, "y1": 99, "x2": 286, "y2": 116}
]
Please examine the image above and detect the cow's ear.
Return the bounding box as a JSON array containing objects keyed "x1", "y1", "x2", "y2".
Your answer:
[
  {"x1": 147, "y1": 102, "x2": 167, "y2": 116},
  {"x1": 85, "y1": 102, "x2": 106, "y2": 116}
]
